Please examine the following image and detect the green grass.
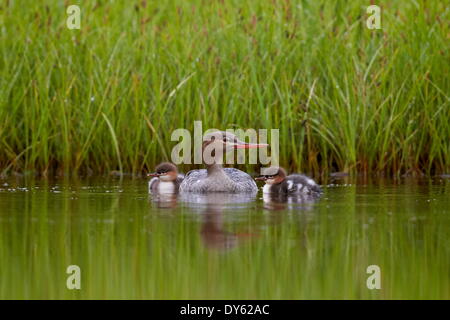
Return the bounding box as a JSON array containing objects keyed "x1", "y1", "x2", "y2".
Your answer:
[{"x1": 0, "y1": 0, "x2": 449, "y2": 176}]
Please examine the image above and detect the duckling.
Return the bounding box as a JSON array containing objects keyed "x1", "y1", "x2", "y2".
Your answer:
[
  {"x1": 148, "y1": 162, "x2": 184, "y2": 194},
  {"x1": 255, "y1": 167, "x2": 322, "y2": 195}
]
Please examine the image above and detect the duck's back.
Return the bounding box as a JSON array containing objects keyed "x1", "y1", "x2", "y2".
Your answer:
[
  {"x1": 180, "y1": 168, "x2": 257, "y2": 193},
  {"x1": 223, "y1": 168, "x2": 257, "y2": 189},
  {"x1": 285, "y1": 174, "x2": 322, "y2": 195}
]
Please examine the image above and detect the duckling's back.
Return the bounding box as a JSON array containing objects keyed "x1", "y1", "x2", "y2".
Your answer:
[{"x1": 285, "y1": 174, "x2": 322, "y2": 195}]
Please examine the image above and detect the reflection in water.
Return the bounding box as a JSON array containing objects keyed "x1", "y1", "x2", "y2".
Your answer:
[
  {"x1": 150, "y1": 193, "x2": 178, "y2": 209},
  {"x1": 151, "y1": 192, "x2": 321, "y2": 251},
  {"x1": 200, "y1": 205, "x2": 238, "y2": 251},
  {"x1": 178, "y1": 192, "x2": 257, "y2": 207},
  {"x1": 180, "y1": 193, "x2": 258, "y2": 251},
  {"x1": 262, "y1": 192, "x2": 320, "y2": 211},
  {"x1": 260, "y1": 193, "x2": 321, "y2": 253},
  {"x1": 0, "y1": 177, "x2": 449, "y2": 299}
]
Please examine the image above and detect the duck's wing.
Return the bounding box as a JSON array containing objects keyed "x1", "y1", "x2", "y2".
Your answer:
[
  {"x1": 223, "y1": 168, "x2": 257, "y2": 192},
  {"x1": 180, "y1": 168, "x2": 257, "y2": 193},
  {"x1": 223, "y1": 168, "x2": 253, "y2": 181},
  {"x1": 179, "y1": 169, "x2": 207, "y2": 192},
  {"x1": 287, "y1": 174, "x2": 322, "y2": 194},
  {"x1": 184, "y1": 169, "x2": 207, "y2": 180}
]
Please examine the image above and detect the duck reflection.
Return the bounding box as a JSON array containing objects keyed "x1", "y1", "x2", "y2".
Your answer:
[
  {"x1": 261, "y1": 192, "x2": 320, "y2": 211},
  {"x1": 200, "y1": 204, "x2": 238, "y2": 250},
  {"x1": 180, "y1": 193, "x2": 257, "y2": 251},
  {"x1": 150, "y1": 193, "x2": 178, "y2": 209}
]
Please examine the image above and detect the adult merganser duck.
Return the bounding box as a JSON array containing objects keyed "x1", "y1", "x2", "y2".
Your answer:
[
  {"x1": 255, "y1": 167, "x2": 322, "y2": 195},
  {"x1": 148, "y1": 162, "x2": 184, "y2": 194},
  {"x1": 179, "y1": 131, "x2": 268, "y2": 193}
]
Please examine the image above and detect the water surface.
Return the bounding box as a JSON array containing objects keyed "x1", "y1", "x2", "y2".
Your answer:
[{"x1": 0, "y1": 177, "x2": 448, "y2": 299}]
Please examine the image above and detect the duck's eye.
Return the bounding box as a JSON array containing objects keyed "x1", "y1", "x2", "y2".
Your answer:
[{"x1": 223, "y1": 137, "x2": 229, "y2": 142}]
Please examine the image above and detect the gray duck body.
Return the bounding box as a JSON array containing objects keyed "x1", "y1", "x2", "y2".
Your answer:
[{"x1": 180, "y1": 168, "x2": 257, "y2": 193}]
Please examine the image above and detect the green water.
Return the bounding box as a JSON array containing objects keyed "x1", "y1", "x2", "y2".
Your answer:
[{"x1": 0, "y1": 177, "x2": 448, "y2": 299}]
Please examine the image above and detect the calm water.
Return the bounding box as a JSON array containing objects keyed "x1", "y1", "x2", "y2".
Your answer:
[{"x1": 0, "y1": 177, "x2": 449, "y2": 299}]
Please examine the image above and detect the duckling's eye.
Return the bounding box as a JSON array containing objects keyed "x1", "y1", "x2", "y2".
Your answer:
[{"x1": 223, "y1": 137, "x2": 229, "y2": 142}]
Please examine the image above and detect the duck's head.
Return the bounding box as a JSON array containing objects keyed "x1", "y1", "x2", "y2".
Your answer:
[
  {"x1": 255, "y1": 167, "x2": 287, "y2": 184},
  {"x1": 202, "y1": 131, "x2": 268, "y2": 163},
  {"x1": 147, "y1": 162, "x2": 178, "y2": 182}
]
